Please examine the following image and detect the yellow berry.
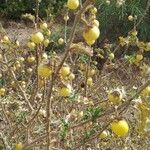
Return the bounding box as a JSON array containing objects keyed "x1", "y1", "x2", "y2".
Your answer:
[
  {"x1": 108, "y1": 90, "x2": 122, "y2": 105},
  {"x1": 93, "y1": 19, "x2": 100, "y2": 27},
  {"x1": 91, "y1": 7, "x2": 97, "y2": 14},
  {"x1": 31, "y1": 32, "x2": 44, "y2": 44},
  {"x1": 83, "y1": 26, "x2": 100, "y2": 44},
  {"x1": 15, "y1": 142, "x2": 22, "y2": 150},
  {"x1": 109, "y1": 53, "x2": 115, "y2": 60},
  {"x1": 68, "y1": 73, "x2": 75, "y2": 80},
  {"x1": 146, "y1": 42, "x2": 150, "y2": 51},
  {"x1": 46, "y1": 30, "x2": 51, "y2": 36},
  {"x1": 27, "y1": 56, "x2": 36, "y2": 63},
  {"x1": 141, "y1": 86, "x2": 150, "y2": 96},
  {"x1": 88, "y1": 69, "x2": 96, "y2": 76},
  {"x1": 0, "y1": 88, "x2": 6, "y2": 96},
  {"x1": 27, "y1": 42, "x2": 36, "y2": 49},
  {"x1": 87, "y1": 77, "x2": 93, "y2": 86},
  {"x1": 64, "y1": 15, "x2": 70, "y2": 21},
  {"x1": 59, "y1": 86, "x2": 72, "y2": 97},
  {"x1": 27, "y1": 68, "x2": 33, "y2": 73},
  {"x1": 43, "y1": 39, "x2": 50, "y2": 47},
  {"x1": 40, "y1": 22, "x2": 48, "y2": 30},
  {"x1": 58, "y1": 38, "x2": 64, "y2": 45},
  {"x1": 136, "y1": 54, "x2": 143, "y2": 62},
  {"x1": 128, "y1": 15, "x2": 134, "y2": 21},
  {"x1": 99, "y1": 130, "x2": 109, "y2": 139},
  {"x1": 38, "y1": 64, "x2": 52, "y2": 78},
  {"x1": 60, "y1": 66, "x2": 70, "y2": 77},
  {"x1": 67, "y1": 0, "x2": 79, "y2": 10},
  {"x1": 111, "y1": 120, "x2": 129, "y2": 137}
]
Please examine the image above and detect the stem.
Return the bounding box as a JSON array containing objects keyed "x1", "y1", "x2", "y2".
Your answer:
[{"x1": 46, "y1": 1, "x2": 93, "y2": 149}]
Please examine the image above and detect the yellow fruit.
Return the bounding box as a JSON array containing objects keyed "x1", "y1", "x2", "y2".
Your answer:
[
  {"x1": 68, "y1": 73, "x2": 75, "y2": 80},
  {"x1": 109, "y1": 53, "x2": 115, "y2": 60},
  {"x1": 86, "y1": 39, "x2": 96, "y2": 46},
  {"x1": 60, "y1": 66, "x2": 70, "y2": 77},
  {"x1": 128, "y1": 15, "x2": 134, "y2": 21},
  {"x1": 18, "y1": 57, "x2": 25, "y2": 62},
  {"x1": 59, "y1": 86, "x2": 72, "y2": 97},
  {"x1": 27, "y1": 56, "x2": 36, "y2": 63},
  {"x1": 91, "y1": 7, "x2": 97, "y2": 14},
  {"x1": 67, "y1": 0, "x2": 79, "y2": 10},
  {"x1": 43, "y1": 39, "x2": 50, "y2": 47},
  {"x1": 146, "y1": 42, "x2": 150, "y2": 51},
  {"x1": 87, "y1": 77, "x2": 93, "y2": 86},
  {"x1": 27, "y1": 68, "x2": 33, "y2": 73},
  {"x1": 27, "y1": 42, "x2": 36, "y2": 49},
  {"x1": 40, "y1": 22, "x2": 48, "y2": 30},
  {"x1": 38, "y1": 64, "x2": 52, "y2": 78},
  {"x1": 0, "y1": 54, "x2": 3, "y2": 61},
  {"x1": 16, "y1": 40, "x2": 20, "y2": 47},
  {"x1": 31, "y1": 32, "x2": 44, "y2": 44},
  {"x1": 108, "y1": 90, "x2": 122, "y2": 105},
  {"x1": 42, "y1": 53, "x2": 48, "y2": 60},
  {"x1": 141, "y1": 86, "x2": 150, "y2": 96},
  {"x1": 2, "y1": 35, "x2": 10, "y2": 43},
  {"x1": 83, "y1": 26, "x2": 100, "y2": 43},
  {"x1": 111, "y1": 120, "x2": 129, "y2": 137},
  {"x1": 58, "y1": 38, "x2": 64, "y2": 45},
  {"x1": 99, "y1": 130, "x2": 109, "y2": 139},
  {"x1": 15, "y1": 142, "x2": 22, "y2": 150},
  {"x1": 136, "y1": 54, "x2": 143, "y2": 62},
  {"x1": 131, "y1": 31, "x2": 138, "y2": 36},
  {"x1": 89, "y1": 69, "x2": 96, "y2": 76},
  {"x1": 0, "y1": 88, "x2": 6, "y2": 96},
  {"x1": 46, "y1": 30, "x2": 51, "y2": 36},
  {"x1": 93, "y1": 19, "x2": 100, "y2": 27},
  {"x1": 64, "y1": 15, "x2": 70, "y2": 21}
]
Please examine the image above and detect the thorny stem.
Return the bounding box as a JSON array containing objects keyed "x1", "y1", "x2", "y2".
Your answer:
[{"x1": 46, "y1": 1, "x2": 93, "y2": 149}]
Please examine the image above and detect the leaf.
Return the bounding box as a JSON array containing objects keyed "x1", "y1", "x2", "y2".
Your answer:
[{"x1": 70, "y1": 42, "x2": 93, "y2": 56}]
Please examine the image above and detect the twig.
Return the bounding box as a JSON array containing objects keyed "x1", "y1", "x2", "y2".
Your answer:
[{"x1": 46, "y1": 1, "x2": 93, "y2": 149}]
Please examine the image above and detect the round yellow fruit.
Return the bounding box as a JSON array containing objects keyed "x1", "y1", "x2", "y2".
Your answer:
[
  {"x1": 27, "y1": 56, "x2": 35, "y2": 63},
  {"x1": 91, "y1": 7, "x2": 97, "y2": 14},
  {"x1": 83, "y1": 26, "x2": 100, "y2": 42},
  {"x1": 67, "y1": 0, "x2": 79, "y2": 10},
  {"x1": 108, "y1": 91, "x2": 122, "y2": 105},
  {"x1": 87, "y1": 77, "x2": 93, "y2": 86},
  {"x1": 27, "y1": 42, "x2": 36, "y2": 49},
  {"x1": 146, "y1": 42, "x2": 150, "y2": 51},
  {"x1": 38, "y1": 64, "x2": 52, "y2": 78},
  {"x1": 40, "y1": 23, "x2": 48, "y2": 30},
  {"x1": 59, "y1": 86, "x2": 72, "y2": 97},
  {"x1": 15, "y1": 142, "x2": 22, "y2": 150},
  {"x1": 99, "y1": 130, "x2": 109, "y2": 139},
  {"x1": 64, "y1": 15, "x2": 70, "y2": 21},
  {"x1": 109, "y1": 53, "x2": 115, "y2": 60},
  {"x1": 68, "y1": 73, "x2": 75, "y2": 80},
  {"x1": 93, "y1": 19, "x2": 100, "y2": 27},
  {"x1": 31, "y1": 32, "x2": 44, "y2": 44},
  {"x1": 0, "y1": 88, "x2": 6, "y2": 96},
  {"x1": 58, "y1": 38, "x2": 64, "y2": 45},
  {"x1": 60, "y1": 66, "x2": 70, "y2": 77},
  {"x1": 141, "y1": 86, "x2": 150, "y2": 96},
  {"x1": 86, "y1": 39, "x2": 96, "y2": 46},
  {"x1": 111, "y1": 120, "x2": 129, "y2": 137},
  {"x1": 128, "y1": 15, "x2": 134, "y2": 21},
  {"x1": 43, "y1": 39, "x2": 50, "y2": 47},
  {"x1": 136, "y1": 54, "x2": 143, "y2": 62},
  {"x1": 89, "y1": 69, "x2": 96, "y2": 76}
]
